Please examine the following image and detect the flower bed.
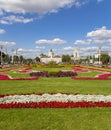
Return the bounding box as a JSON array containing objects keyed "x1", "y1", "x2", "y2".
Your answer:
[
  {"x1": 97, "y1": 73, "x2": 111, "y2": 79},
  {"x1": 0, "y1": 74, "x2": 38, "y2": 80},
  {"x1": 19, "y1": 67, "x2": 32, "y2": 73},
  {"x1": 30, "y1": 71, "x2": 77, "y2": 77},
  {"x1": 73, "y1": 66, "x2": 89, "y2": 72},
  {"x1": 0, "y1": 74, "x2": 10, "y2": 80},
  {"x1": 88, "y1": 67, "x2": 111, "y2": 73},
  {"x1": 0, "y1": 67, "x2": 19, "y2": 72},
  {"x1": 72, "y1": 73, "x2": 111, "y2": 80},
  {"x1": 1, "y1": 93, "x2": 111, "y2": 108}
]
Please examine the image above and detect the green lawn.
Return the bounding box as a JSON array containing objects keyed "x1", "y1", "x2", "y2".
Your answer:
[
  {"x1": 3, "y1": 71, "x2": 30, "y2": 78},
  {"x1": 0, "y1": 78, "x2": 111, "y2": 95},
  {"x1": 77, "y1": 71, "x2": 104, "y2": 77},
  {"x1": 0, "y1": 108, "x2": 111, "y2": 130},
  {"x1": 1, "y1": 66, "x2": 111, "y2": 130},
  {"x1": 32, "y1": 66, "x2": 72, "y2": 72}
]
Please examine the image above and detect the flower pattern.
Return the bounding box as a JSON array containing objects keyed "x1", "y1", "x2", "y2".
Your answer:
[{"x1": 1, "y1": 93, "x2": 111, "y2": 108}]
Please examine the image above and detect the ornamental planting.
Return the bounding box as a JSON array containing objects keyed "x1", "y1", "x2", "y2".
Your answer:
[{"x1": 1, "y1": 93, "x2": 111, "y2": 108}]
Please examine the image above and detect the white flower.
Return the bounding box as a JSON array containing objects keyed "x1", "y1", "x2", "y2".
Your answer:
[{"x1": 1, "y1": 94, "x2": 111, "y2": 104}]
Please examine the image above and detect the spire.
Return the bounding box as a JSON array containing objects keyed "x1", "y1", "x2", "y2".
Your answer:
[
  {"x1": 73, "y1": 47, "x2": 79, "y2": 60},
  {"x1": 48, "y1": 49, "x2": 54, "y2": 58}
]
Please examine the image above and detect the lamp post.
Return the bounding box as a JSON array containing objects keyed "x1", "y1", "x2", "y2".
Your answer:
[
  {"x1": 88, "y1": 48, "x2": 91, "y2": 64},
  {"x1": 11, "y1": 49, "x2": 14, "y2": 64},
  {"x1": 99, "y1": 46, "x2": 102, "y2": 65},
  {"x1": 15, "y1": 48, "x2": 19, "y2": 64},
  {"x1": 0, "y1": 45, "x2": 3, "y2": 65}
]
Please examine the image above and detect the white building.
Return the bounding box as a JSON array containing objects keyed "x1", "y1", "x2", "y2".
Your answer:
[
  {"x1": 40, "y1": 49, "x2": 62, "y2": 64},
  {"x1": 73, "y1": 47, "x2": 80, "y2": 61},
  {"x1": 94, "y1": 51, "x2": 109, "y2": 59}
]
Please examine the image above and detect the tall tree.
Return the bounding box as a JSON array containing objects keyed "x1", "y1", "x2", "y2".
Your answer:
[
  {"x1": 13, "y1": 55, "x2": 19, "y2": 64},
  {"x1": 100, "y1": 54, "x2": 110, "y2": 65},
  {"x1": 19, "y1": 55, "x2": 24, "y2": 64},
  {"x1": 35, "y1": 56, "x2": 40, "y2": 62},
  {"x1": 62, "y1": 55, "x2": 71, "y2": 62}
]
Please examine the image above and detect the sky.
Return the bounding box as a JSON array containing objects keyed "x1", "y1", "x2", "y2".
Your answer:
[{"x1": 0, "y1": 0, "x2": 111, "y2": 58}]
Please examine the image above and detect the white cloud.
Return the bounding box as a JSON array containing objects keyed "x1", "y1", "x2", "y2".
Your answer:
[
  {"x1": 35, "y1": 46, "x2": 45, "y2": 49},
  {"x1": 80, "y1": 46, "x2": 98, "y2": 52},
  {"x1": 87, "y1": 26, "x2": 111, "y2": 44},
  {"x1": 0, "y1": 0, "x2": 87, "y2": 15},
  {"x1": 0, "y1": 28, "x2": 5, "y2": 34},
  {"x1": 63, "y1": 46, "x2": 74, "y2": 51},
  {"x1": 36, "y1": 38, "x2": 67, "y2": 45},
  {"x1": 17, "y1": 48, "x2": 41, "y2": 58},
  {"x1": 74, "y1": 39, "x2": 91, "y2": 45},
  {"x1": 102, "y1": 46, "x2": 111, "y2": 52},
  {"x1": 0, "y1": 15, "x2": 33, "y2": 24},
  {"x1": 18, "y1": 48, "x2": 40, "y2": 53},
  {"x1": 0, "y1": 41, "x2": 16, "y2": 47},
  {"x1": 17, "y1": 48, "x2": 37, "y2": 53}
]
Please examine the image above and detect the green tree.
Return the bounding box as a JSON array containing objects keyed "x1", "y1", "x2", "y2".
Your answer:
[
  {"x1": 0, "y1": 51, "x2": 6, "y2": 65},
  {"x1": 62, "y1": 55, "x2": 71, "y2": 63},
  {"x1": 19, "y1": 55, "x2": 24, "y2": 64},
  {"x1": 100, "y1": 54, "x2": 110, "y2": 65},
  {"x1": 25, "y1": 58, "x2": 33, "y2": 64},
  {"x1": 3, "y1": 54, "x2": 10, "y2": 63},
  {"x1": 13, "y1": 55, "x2": 19, "y2": 64},
  {"x1": 35, "y1": 56, "x2": 40, "y2": 62}
]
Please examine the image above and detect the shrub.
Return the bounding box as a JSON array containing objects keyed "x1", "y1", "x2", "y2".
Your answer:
[{"x1": 30, "y1": 71, "x2": 77, "y2": 77}]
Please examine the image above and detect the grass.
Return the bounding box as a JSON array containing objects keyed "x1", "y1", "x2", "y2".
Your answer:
[
  {"x1": 32, "y1": 66, "x2": 72, "y2": 72},
  {"x1": 77, "y1": 71, "x2": 104, "y2": 77},
  {"x1": 1, "y1": 105, "x2": 111, "y2": 130},
  {"x1": 0, "y1": 108, "x2": 111, "y2": 130},
  {"x1": 3, "y1": 71, "x2": 30, "y2": 78},
  {"x1": 1, "y1": 66, "x2": 111, "y2": 130},
  {"x1": 0, "y1": 77, "x2": 111, "y2": 95}
]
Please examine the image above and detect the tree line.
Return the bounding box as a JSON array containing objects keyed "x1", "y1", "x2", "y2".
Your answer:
[{"x1": 0, "y1": 51, "x2": 110, "y2": 65}]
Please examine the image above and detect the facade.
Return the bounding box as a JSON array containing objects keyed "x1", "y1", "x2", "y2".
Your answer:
[
  {"x1": 73, "y1": 47, "x2": 80, "y2": 61},
  {"x1": 40, "y1": 49, "x2": 62, "y2": 64},
  {"x1": 94, "y1": 51, "x2": 109, "y2": 59}
]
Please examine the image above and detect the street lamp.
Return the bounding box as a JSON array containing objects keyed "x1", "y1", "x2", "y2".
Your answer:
[
  {"x1": 99, "y1": 46, "x2": 102, "y2": 65},
  {"x1": 88, "y1": 48, "x2": 91, "y2": 64},
  {"x1": 0, "y1": 45, "x2": 3, "y2": 65}
]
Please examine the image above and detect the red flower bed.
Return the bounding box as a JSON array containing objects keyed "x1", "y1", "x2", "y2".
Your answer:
[
  {"x1": 88, "y1": 67, "x2": 111, "y2": 73},
  {"x1": 71, "y1": 66, "x2": 111, "y2": 80},
  {"x1": 1, "y1": 93, "x2": 111, "y2": 108},
  {"x1": 19, "y1": 68, "x2": 32, "y2": 73},
  {"x1": 1, "y1": 101, "x2": 111, "y2": 108},
  {"x1": 73, "y1": 67, "x2": 89, "y2": 72},
  {"x1": 71, "y1": 76, "x2": 111, "y2": 80},
  {"x1": 12, "y1": 77, "x2": 38, "y2": 80},
  {"x1": 0, "y1": 74, "x2": 38, "y2": 80},
  {"x1": 0, "y1": 74, "x2": 10, "y2": 80},
  {"x1": 0, "y1": 68, "x2": 19, "y2": 72},
  {"x1": 97, "y1": 73, "x2": 111, "y2": 79},
  {"x1": 72, "y1": 72, "x2": 111, "y2": 80}
]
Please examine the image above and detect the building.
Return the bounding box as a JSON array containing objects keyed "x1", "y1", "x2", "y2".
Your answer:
[
  {"x1": 94, "y1": 51, "x2": 109, "y2": 59},
  {"x1": 73, "y1": 47, "x2": 80, "y2": 61},
  {"x1": 40, "y1": 49, "x2": 62, "y2": 64}
]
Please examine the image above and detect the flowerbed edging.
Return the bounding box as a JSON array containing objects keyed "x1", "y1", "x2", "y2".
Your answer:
[
  {"x1": 1, "y1": 93, "x2": 111, "y2": 108},
  {"x1": 0, "y1": 74, "x2": 38, "y2": 80},
  {"x1": 72, "y1": 73, "x2": 111, "y2": 80}
]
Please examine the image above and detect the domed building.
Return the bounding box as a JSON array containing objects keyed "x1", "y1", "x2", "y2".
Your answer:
[
  {"x1": 40, "y1": 49, "x2": 62, "y2": 64},
  {"x1": 73, "y1": 47, "x2": 80, "y2": 60}
]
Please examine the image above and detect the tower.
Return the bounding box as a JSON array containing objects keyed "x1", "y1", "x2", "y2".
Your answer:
[
  {"x1": 48, "y1": 49, "x2": 54, "y2": 58},
  {"x1": 73, "y1": 47, "x2": 80, "y2": 60}
]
